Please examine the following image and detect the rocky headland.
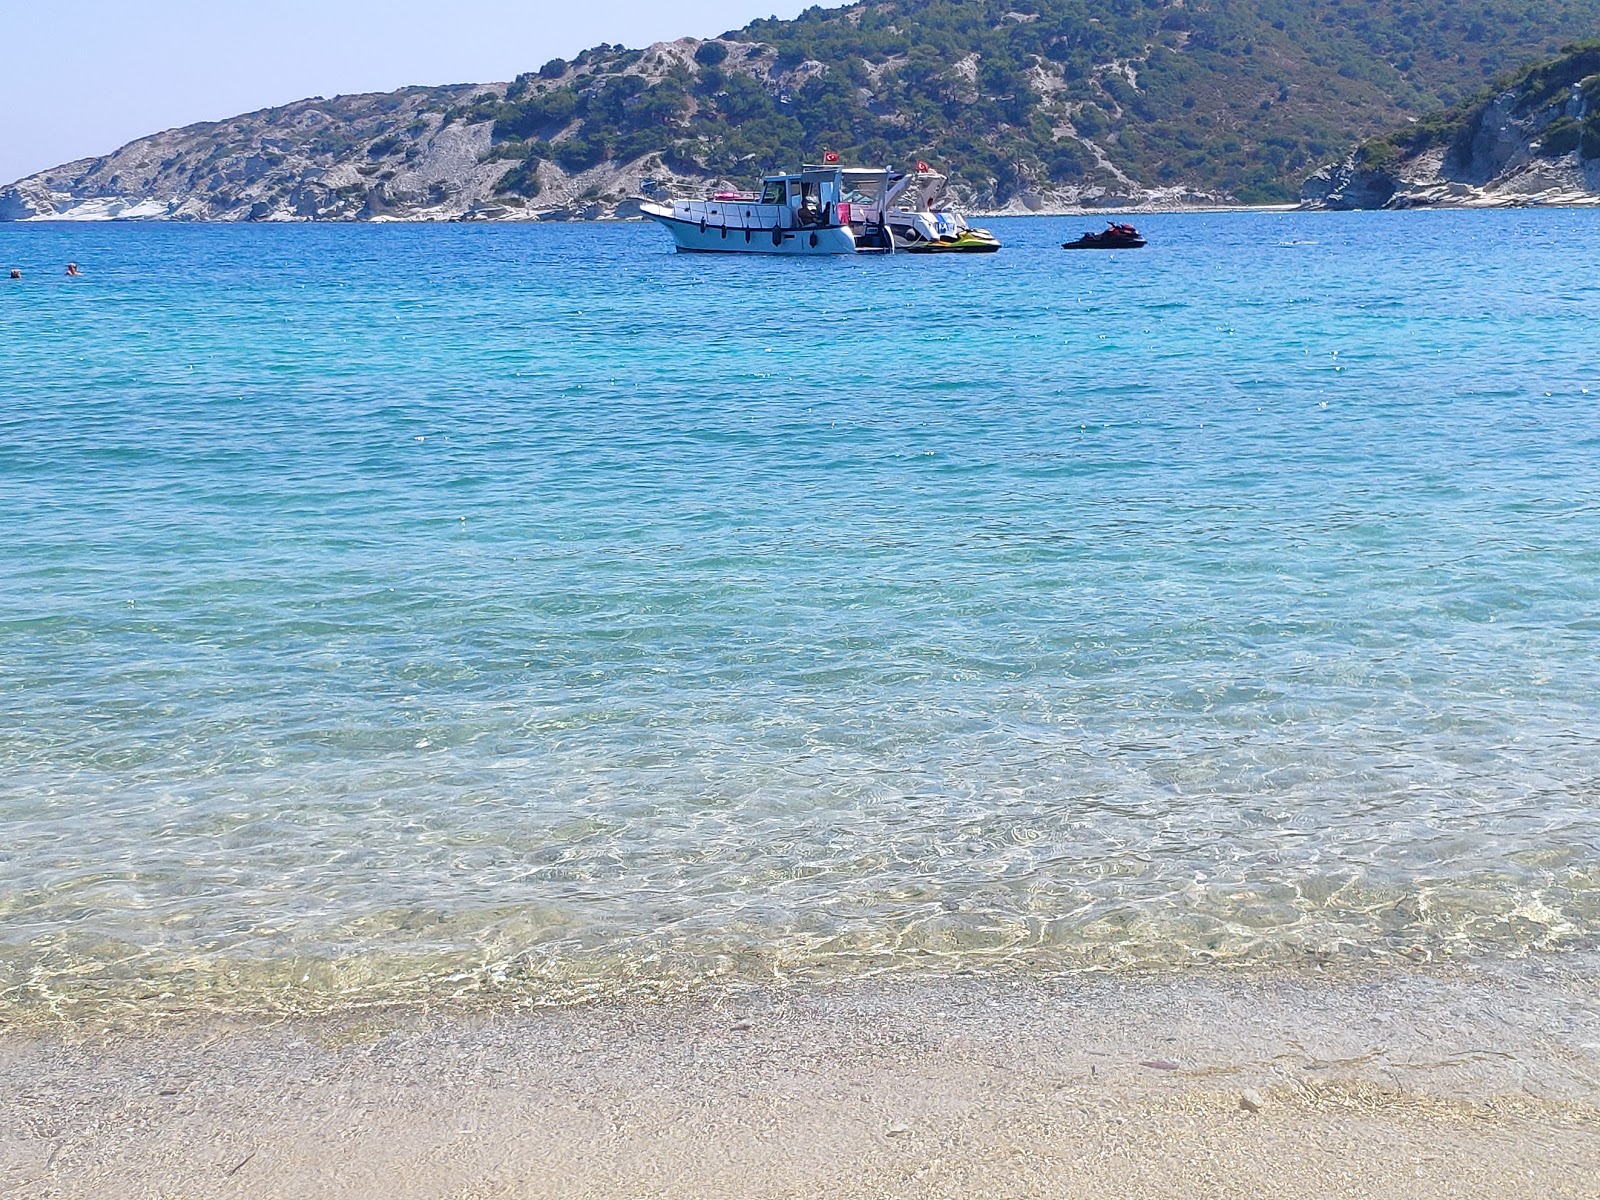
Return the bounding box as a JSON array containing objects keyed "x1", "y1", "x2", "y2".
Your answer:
[
  {"x1": 0, "y1": 86, "x2": 526, "y2": 224},
  {"x1": 1302, "y1": 43, "x2": 1600, "y2": 210}
]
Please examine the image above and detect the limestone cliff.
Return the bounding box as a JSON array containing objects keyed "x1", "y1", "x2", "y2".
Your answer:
[{"x1": 1302, "y1": 44, "x2": 1600, "y2": 210}]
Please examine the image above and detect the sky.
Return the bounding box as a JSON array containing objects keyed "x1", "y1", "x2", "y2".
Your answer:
[{"x1": 0, "y1": 0, "x2": 815, "y2": 184}]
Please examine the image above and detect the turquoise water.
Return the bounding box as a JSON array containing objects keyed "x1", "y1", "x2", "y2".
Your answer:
[{"x1": 3, "y1": 210, "x2": 1599, "y2": 1016}]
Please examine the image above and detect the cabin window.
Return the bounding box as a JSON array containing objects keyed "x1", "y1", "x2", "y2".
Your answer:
[
  {"x1": 760, "y1": 181, "x2": 786, "y2": 205},
  {"x1": 792, "y1": 182, "x2": 823, "y2": 225},
  {"x1": 844, "y1": 177, "x2": 884, "y2": 206}
]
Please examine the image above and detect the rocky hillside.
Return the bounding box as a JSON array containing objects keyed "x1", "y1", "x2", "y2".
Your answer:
[
  {"x1": 7, "y1": 0, "x2": 1600, "y2": 221},
  {"x1": 0, "y1": 86, "x2": 522, "y2": 223},
  {"x1": 1303, "y1": 42, "x2": 1600, "y2": 208}
]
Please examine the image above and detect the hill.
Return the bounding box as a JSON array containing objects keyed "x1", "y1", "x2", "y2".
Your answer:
[
  {"x1": 6, "y1": 0, "x2": 1600, "y2": 221},
  {"x1": 1302, "y1": 41, "x2": 1600, "y2": 207}
]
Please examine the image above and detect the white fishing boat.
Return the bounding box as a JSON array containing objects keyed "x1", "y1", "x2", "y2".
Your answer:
[{"x1": 640, "y1": 165, "x2": 888, "y2": 255}]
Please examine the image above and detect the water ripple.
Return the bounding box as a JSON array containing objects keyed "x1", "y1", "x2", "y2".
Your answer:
[{"x1": 2, "y1": 210, "x2": 1600, "y2": 1017}]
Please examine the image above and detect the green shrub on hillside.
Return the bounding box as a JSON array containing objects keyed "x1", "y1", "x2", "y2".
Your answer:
[
  {"x1": 555, "y1": 134, "x2": 610, "y2": 171},
  {"x1": 482, "y1": 139, "x2": 533, "y2": 162},
  {"x1": 1540, "y1": 115, "x2": 1582, "y2": 155},
  {"x1": 1512, "y1": 42, "x2": 1600, "y2": 112},
  {"x1": 495, "y1": 159, "x2": 543, "y2": 196},
  {"x1": 1582, "y1": 116, "x2": 1600, "y2": 157}
]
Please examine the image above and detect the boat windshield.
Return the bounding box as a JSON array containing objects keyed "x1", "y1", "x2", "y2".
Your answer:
[
  {"x1": 760, "y1": 180, "x2": 787, "y2": 205},
  {"x1": 890, "y1": 173, "x2": 950, "y2": 212}
]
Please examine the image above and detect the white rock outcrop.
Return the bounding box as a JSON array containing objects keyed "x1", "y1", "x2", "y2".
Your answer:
[{"x1": 1301, "y1": 51, "x2": 1600, "y2": 210}]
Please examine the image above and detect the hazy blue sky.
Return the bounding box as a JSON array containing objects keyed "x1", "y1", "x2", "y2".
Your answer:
[{"x1": 1, "y1": 1, "x2": 812, "y2": 184}]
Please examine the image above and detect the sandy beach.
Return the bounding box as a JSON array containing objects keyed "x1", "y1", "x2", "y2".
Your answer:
[{"x1": 6, "y1": 953, "x2": 1599, "y2": 1199}]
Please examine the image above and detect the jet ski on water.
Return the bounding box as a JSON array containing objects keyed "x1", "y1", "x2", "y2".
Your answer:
[{"x1": 1062, "y1": 222, "x2": 1147, "y2": 250}]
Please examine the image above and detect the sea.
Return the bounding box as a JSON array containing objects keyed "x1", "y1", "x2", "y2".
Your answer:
[{"x1": 2, "y1": 209, "x2": 1599, "y2": 1019}]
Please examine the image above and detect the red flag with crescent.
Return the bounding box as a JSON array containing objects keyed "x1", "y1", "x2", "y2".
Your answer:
[
  {"x1": 917, "y1": 160, "x2": 930, "y2": 171},
  {"x1": 823, "y1": 151, "x2": 840, "y2": 163}
]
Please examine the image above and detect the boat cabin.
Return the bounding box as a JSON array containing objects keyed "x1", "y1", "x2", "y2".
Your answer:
[{"x1": 758, "y1": 168, "x2": 847, "y2": 221}]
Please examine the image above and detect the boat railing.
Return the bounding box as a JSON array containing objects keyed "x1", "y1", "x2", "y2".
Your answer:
[
  {"x1": 672, "y1": 200, "x2": 852, "y2": 232},
  {"x1": 673, "y1": 200, "x2": 779, "y2": 231}
]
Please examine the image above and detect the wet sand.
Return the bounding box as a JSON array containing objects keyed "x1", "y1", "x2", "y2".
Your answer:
[{"x1": 5, "y1": 954, "x2": 1600, "y2": 1199}]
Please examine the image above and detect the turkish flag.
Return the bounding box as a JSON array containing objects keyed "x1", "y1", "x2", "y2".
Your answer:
[
  {"x1": 823, "y1": 151, "x2": 840, "y2": 163},
  {"x1": 916, "y1": 161, "x2": 930, "y2": 171}
]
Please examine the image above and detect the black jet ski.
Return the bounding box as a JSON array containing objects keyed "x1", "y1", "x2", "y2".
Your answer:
[{"x1": 1063, "y1": 222, "x2": 1147, "y2": 250}]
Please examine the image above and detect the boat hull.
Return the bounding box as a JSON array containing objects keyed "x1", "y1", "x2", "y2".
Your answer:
[
  {"x1": 642, "y1": 204, "x2": 857, "y2": 255},
  {"x1": 1062, "y1": 236, "x2": 1146, "y2": 250},
  {"x1": 899, "y1": 230, "x2": 1002, "y2": 253}
]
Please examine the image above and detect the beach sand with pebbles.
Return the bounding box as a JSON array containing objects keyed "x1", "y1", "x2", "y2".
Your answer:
[{"x1": 5, "y1": 954, "x2": 1599, "y2": 1199}]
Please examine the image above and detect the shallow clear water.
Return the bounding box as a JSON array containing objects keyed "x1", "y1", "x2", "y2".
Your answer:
[{"x1": 3, "y1": 210, "x2": 1600, "y2": 1015}]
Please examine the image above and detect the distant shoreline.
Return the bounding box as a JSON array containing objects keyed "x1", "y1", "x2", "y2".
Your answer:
[{"x1": 11, "y1": 200, "x2": 1600, "y2": 227}]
